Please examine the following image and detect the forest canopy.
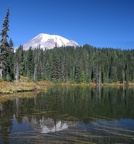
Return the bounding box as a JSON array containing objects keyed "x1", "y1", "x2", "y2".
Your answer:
[{"x1": 13, "y1": 44, "x2": 134, "y2": 84}]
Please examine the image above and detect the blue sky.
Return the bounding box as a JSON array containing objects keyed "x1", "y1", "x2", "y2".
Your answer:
[{"x1": 0, "y1": 0, "x2": 134, "y2": 49}]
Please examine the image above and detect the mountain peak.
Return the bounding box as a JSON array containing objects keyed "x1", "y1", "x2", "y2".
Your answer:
[{"x1": 22, "y1": 33, "x2": 79, "y2": 50}]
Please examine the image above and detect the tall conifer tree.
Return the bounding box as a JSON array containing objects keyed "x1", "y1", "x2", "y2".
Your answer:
[{"x1": 0, "y1": 7, "x2": 10, "y2": 79}]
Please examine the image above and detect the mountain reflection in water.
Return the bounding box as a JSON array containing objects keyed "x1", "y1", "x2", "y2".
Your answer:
[
  {"x1": 22, "y1": 116, "x2": 69, "y2": 133},
  {"x1": 0, "y1": 86, "x2": 134, "y2": 144}
]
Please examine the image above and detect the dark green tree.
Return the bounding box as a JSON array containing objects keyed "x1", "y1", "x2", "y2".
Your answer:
[
  {"x1": 33, "y1": 48, "x2": 43, "y2": 81},
  {"x1": 25, "y1": 47, "x2": 34, "y2": 78},
  {"x1": 50, "y1": 51, "x2": 61, "y2": 83},
  {"x1": 6, "y1": 38, "x2": 14, "y2": 80},
  {"x1": 0, "y1": 7, "x2": 11, "y2": 80}
]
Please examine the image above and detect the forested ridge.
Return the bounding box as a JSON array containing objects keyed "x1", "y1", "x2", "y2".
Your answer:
[
  {"x1": 13, "y1": 45, "x2": 134, "y2": 84},
  {"x1": 0, "y1": 8, "x2": 134, "y2": 84}
]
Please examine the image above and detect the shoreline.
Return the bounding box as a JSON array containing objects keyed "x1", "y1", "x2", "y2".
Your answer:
[
  {"x1": 0, "y1": 81, "x2": 48, "y2": 94},
  {"x1": 0, "y1": 80, "x2": 134, "y2": 94}
]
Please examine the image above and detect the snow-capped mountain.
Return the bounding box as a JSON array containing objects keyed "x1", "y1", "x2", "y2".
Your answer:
[{"x1": 22, "y1": 33, "x2": 79, "y2": 50}]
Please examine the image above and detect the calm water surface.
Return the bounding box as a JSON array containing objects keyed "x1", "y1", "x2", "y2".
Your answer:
[{"x1": 0, "y1": 86, "x2": 134, "y2": 144}]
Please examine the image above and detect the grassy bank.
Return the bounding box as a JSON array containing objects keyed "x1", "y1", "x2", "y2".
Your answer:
[
  {"x1": 0, "y1": 81, "x2": 55, "y2": 94},
  {"x1": 1, "y1": 77, "x2": 134, "y2": 94},
  {"x1": 0, "y1": 76, "x2": 53, "y2": 94}
]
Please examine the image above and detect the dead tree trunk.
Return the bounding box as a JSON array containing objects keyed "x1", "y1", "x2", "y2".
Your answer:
[
  {"x1": 0, "y1": 61, "x2": 3, "y2": 79},
  {"x1": 34, "y1": 64, "x2": 37, "y2": 81},
  {"x1": 0, "y1": 69, "x2": 3, "y2": 79},
  {"x1": 15, "y1": 62, "x2": 19, "y2": 82}
]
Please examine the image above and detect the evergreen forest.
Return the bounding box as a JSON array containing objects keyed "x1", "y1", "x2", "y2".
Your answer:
[
  {"x1": 0, "y1": 8, "x2": 134, "y2": 84},
  {"x1": 13, "y1": 45, "x2": 134, "y2": 84}
]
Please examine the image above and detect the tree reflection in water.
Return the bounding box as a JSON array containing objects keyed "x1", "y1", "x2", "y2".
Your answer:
[{"x1": 0, "y1": 86, "x2": 134, "y2": 144}]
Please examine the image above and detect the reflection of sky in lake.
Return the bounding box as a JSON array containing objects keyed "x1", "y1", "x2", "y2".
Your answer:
[
  {"x1": 12, "y1": 118, "x2": 33, "y2": 133},
  {"x1": 7, "y1": 116, "x2": 134, "y2": 144},
  {"x1": 119, "y1": 119, "x2": 134, "y2": 131},
  {"x1": 1, "y1": 86, "x2": 134, "y2": 143}
]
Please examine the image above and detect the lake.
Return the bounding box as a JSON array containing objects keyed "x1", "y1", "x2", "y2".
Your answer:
[{"x1": 0, "y1": 86, "x2": 134, "y2": 144}]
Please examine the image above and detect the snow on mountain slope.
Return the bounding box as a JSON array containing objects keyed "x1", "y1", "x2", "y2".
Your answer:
[{"x1": 22, "y1": 33, "x2": 79, "y2": 50}]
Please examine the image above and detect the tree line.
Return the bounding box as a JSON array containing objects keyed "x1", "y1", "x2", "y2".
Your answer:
[
  {"x1": 0, "y1": 8, "x2": 134, "y2": 84},
  {"x1": 14, "y1": 45, "x2": 134, "y2": 84}
]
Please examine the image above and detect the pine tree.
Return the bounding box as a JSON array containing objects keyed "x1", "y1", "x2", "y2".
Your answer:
[
  {"x1": 0, "y1": 7, "x2": 11, "y2": 79},
  {"x1": 33, "y1": 48, "x2": 43, "y2": 81},
  {"x1": 25, "y1": 47, "x2": 34, "y2": 78},
  {"x1": 50, "y1": 52, "x2": 61, "y2": 83},
  {"x1": 6, "y1": 38, "x2": 14, "y2": 80}
]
